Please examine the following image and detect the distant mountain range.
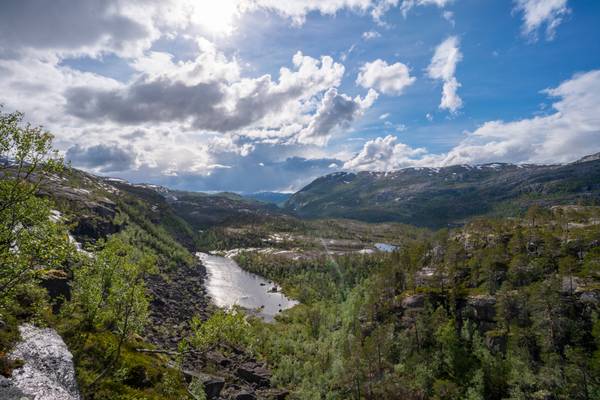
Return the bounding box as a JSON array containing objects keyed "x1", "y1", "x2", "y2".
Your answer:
[
  {"x1": 242, "y1": 192, "x2": 291, "y2": 206},
  {"x1": 284, "y1": 153, "x2": 600, "y2": 227},
  {"x1": 35, "y1": 152, "x2": 600, "y2": 232}
]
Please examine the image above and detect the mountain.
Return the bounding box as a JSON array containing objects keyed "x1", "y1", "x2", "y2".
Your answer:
[
  {"x1": 284, "y1": 154, "x2": 600, "y2": 227},
  {"x1": 242, "y1": 191, "x2": 292, "y2": 206},
  {"x1": 34, "y1": 168, "x2": 289, "y2": 252}
]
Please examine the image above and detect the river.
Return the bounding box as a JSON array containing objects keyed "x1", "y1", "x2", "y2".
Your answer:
[{"x1": 197, "y1": 252, "x2": 298, "y2": 322}]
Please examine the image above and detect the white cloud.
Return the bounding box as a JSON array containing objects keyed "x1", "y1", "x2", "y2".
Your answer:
[
  {"x1": 0, "y1": 0, "x2": 160, "y2": 58},
  {"x1": 0, "y1": 1, "x2": 392, "y2": 60},
  {"x1": 371, "y1": 0, "x2": 399, "y2": 24},
  {"x1": 0, "y1": 34, "x2": 376, "y2": 179},
  {"x1": 427, "y1": 36, "x2": 463, "y2": 113},
  {"x1": 362, "y1": 30, "x2": 382, "y2": 40},
  {"x1": 384, "y1": 121, "x2": 407, "y2": 132},
  {"x1": 343, "y1": 135, "x2": 427, "y2": 170},
  {"x1": 440, "y1": 77, "x2": 462, "y2": 113},
  {"x1": 356, "y1": 59, "x2": 416, "y2": 95},
  {"x1": 0, "y1": 0, "x2": 457, "y2": 62},
  {"x1": 246, "y1": 0, "x2": 374, "y2": 25},
  {"x1": 514, "y1": 0, "x2": 570, "y2": 40},
  {"x1": 344, "y1": 70, "x2": 600, "y2": 170},
  {"x1": 297, "y1": 88, "x2": 378, "y2": 145},
  {"x1": 442, "y1": 10, "x2": 455, "y2": 26},
  {"x1": 5, "y1": 26, "x2": 386, "y2": 184},
  {"x1": 65, "y1": 49, "x2": 347, "y2": 135},
  {"x1": 439, "y1": 69, "x2": 600, "y2": 165},
  {"x1": 400, "y1": 0, "x2": 453, "y2": 16}
]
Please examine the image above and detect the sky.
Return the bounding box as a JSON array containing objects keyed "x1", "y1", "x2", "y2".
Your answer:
[{"x1": 1, "y1": 0, "x2": 599, "y2": 193}]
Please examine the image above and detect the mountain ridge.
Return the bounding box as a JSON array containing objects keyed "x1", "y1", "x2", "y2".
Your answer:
[{"x1": 284, "y1": 153, "x2": 600, "y2": 227}]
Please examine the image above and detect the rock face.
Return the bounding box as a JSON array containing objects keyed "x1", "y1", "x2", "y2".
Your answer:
[
  {"x1": 236, "y1": 363, "x2": 271, "y2": 388},
  {"x1": 8, "y1": 324, "x2": 80, "y2": 400},
  {"x1": 0, "y1": 375, "x2": 29, "y2": 400},
  {"x1": 465, "y1": 295, "x2": 496, "y2": 322}
]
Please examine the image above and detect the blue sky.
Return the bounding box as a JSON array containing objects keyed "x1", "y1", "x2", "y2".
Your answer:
[{"x1": 1, "y1": 0, "x2": 599, "y2": 192}]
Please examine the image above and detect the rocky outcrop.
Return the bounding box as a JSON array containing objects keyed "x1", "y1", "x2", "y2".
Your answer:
[
  {"x1": 236, "y1": 363, "x2": 271, "y2": 388},
  {"x1": 144, "y1": 262, "x2": 210, "y2": 348},
  {"x1": 401, "y1": 294, "x2": 426, "y2": 309},
  {"x1": 465, "y1": 295, "x2": 496, "y2": 322},
  {"x1": 180, "y1": 369, "x2": 225, "y2": 399},
  {"x1": 0, "y1": 376, "x2": 29, "y2": 400},
  {"x1": 7, "y1": 324, "x2": 80, "y2": 400}
]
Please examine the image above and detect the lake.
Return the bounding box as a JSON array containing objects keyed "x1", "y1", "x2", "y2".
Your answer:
[{"x1": 197, "y1": 252, "x2": 298, "y2": 322}]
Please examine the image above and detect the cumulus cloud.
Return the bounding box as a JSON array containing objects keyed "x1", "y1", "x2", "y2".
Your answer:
[
  {"x1": 0, "y1": 0, "x2": 158, "y2": 58},
  {"x1": 298, "y1": 88, "x2": 378, "y2": 145},
  {"x1": 65, "y1": 50, "x2": 351, "y2": 137},
  {"x1": 0, "y1": 0, "x2": 455, "y2": 60},
  {"x1": 427, "y1": 36, "x2": 463, "y2": 113},
  {"x1": 344, "y1": 70, "x2": 600, "y2": 170},
  {"x1": 439, "y1": 69, "x2": 600, "y2": 165},
  {"x1": 514, "y1": 0, "x2": 570, "y2": 40},
  {"x1": 66, "y1": 143, "x2": 137, "y2": 173},
  {"x1": 65, "y1": 80, "x2": 226, "y2": 126},
  {"x1": 0, "y1": 40, "x2": 372, "y2": 183},
  {"x1": 356, "y1": 59, "x2": 416, "y2": 95},
  {"x1": 344, "y1": 135, "x2": 427, "y2": 170}
]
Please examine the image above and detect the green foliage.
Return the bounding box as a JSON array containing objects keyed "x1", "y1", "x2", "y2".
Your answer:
[
  {"x1": 64, "y1": 330, "x2": 189, "y2": 400},
  {"x1": 245, "y1": 207, "x2": 600, "y2": 399},
  {"x1": 69, "y1": 235, "x2": 156, "y2": 336},
  {"x1": 189, "y1": 309, "x2": 252, "y2": 352},
  {"x1": 0, "y1": 108, "x2": 70, "y2": 307},
  {"x1": 0, "y1": 109, "x2": 192, "y2": 399},
  {"x1": 59, "y1": 234, "x2": 192, "y2": 399},
  {"x1": 116, "y1": 199, "x2": 195, "y2": 270},
  {"x1": 0, "y1": 108, "x2": 76, "y2": 372},
  {"x1": 188, "y1": 377, "x2": 208, "y2": 400}
]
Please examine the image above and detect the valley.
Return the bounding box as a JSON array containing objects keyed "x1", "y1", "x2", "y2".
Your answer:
[
  {"x1": 1, "y1": 111, "x2": 599, "y2": 399},
  {"x1": 2, "y1": 2, "x2": 600, "y2": 399}
]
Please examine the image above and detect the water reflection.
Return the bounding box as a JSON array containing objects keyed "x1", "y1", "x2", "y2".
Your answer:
[
  {"x1": 197, "y1": 252, "x2": 298, "y2": 322},
  {"x1": 375, "y1": 243, "x2": 397, "y2": 252}
]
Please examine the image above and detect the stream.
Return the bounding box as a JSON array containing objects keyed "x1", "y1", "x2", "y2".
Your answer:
[{"x1": 196, "y1": 252, "x2": 298, "y2": 322}]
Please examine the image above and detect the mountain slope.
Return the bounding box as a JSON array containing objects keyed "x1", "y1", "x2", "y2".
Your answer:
[
  {"x1": 284, "y1": 154, "x2": 600, "y2": 227},
  {"x1": 243, "y1": 191, "x2": 291, "y2": 207}
]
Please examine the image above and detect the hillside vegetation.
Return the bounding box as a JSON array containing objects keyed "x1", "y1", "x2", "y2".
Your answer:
[
  {"x1": 285, "y1": 161, "x2": 600, "y2": 227},
  {"x1": 237, "y1": 206, "x2": 600, "y2": 399}
]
